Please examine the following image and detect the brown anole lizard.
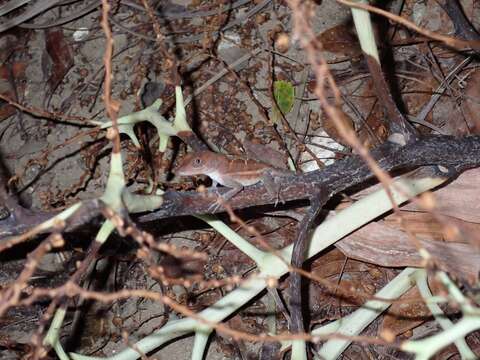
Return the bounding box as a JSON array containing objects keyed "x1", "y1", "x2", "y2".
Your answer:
[
  {"x1": 176, "y1": 149, "x2": 295, "y2": 324},
  {"x1": 175, "y1": 150, "x2": 292, "y2": 208}
]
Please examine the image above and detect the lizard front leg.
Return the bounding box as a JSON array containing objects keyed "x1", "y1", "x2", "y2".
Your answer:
[
  {"x1": 262, "y1": 169, "x2": 290, "y2": 206},
  {"x1": 208, "y1": 179, "x2": 243, "y2": 212}
]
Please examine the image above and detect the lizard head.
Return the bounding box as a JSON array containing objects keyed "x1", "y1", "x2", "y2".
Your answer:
[{"x1": 175, "y1": 151, "x2": 215, "y2": 176}]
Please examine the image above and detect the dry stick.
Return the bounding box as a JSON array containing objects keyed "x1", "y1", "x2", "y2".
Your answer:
[
  {"x1": 33, "y1": 240, "x2": 102, "y2": 359},
  {"x1": 22, "y1": 284, "x2": 399, "y2": 346},
  {"x1": 0, "y1": 234, "x2": 58, "y2": 318},
  {"x1": 100, "y1": 0, "x2": 121, "y2": 154},
  {"x1": 140, "y1": 0, "x2": 180, "y2": 86},
  {"x1": 0, "y1": 93, "x2": 95, "y2": 126}
]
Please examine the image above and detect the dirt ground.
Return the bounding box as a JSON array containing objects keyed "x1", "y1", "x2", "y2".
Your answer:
[{"x1": 0, "y1": 0, "x2": 479, "y2": 359}]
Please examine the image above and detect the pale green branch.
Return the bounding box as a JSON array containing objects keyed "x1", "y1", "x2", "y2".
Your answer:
[
  {"x1": 401, "y1": 317, "x2": 480, "y2": 360},
  {"x1": 414, "y1": 270, "x2": 477, "y2": 359},
  {"x1": 70, "y1": 173, "x2": 445, "y2": 360}
]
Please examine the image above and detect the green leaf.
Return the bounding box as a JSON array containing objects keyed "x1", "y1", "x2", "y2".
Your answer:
[{"x1": 273, "y1": 80, "x2": 295, "y2": 115}]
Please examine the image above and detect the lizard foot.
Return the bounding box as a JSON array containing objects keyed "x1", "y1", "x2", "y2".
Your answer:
[{"x1": 207, "y1": 196, "x2": 225, "y2": 213}]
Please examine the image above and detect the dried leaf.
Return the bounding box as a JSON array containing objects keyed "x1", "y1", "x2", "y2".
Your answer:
[
  {"x1": 317, "y1": 24, "x2": 362, "y2": 58},
  {"x1": 380, "y1": 287, "x2": 430, "y2": 337},
  {"x1": 384, "y1": 211, "x2": 480, "y2": 244},
  {"x1": 354, "y1": 168, "x2": 480, "y2": 223},
  {"x1": 242, "y1": 139, "x2": 288, "y2": 169},
  {"x1": 402, "y1": 168, "x2": 480, "y2": 223},
  {"x1": 336, "y1": 221, "x2": 480, "y2": 283},
  {"x1": 310, "y1": 248, "x2": 383, "y2": 307},
  {"x1": 356, "y1": 104, "x2": 388, "y2": 148},
  {"x1": 321, "y1": 109, "x2": 355, "y2": 147},
  {"x1": 0, "y1": 62, "x2": 27, "y2": 120},
  {"x1": 45, "y1": 29, "x2": 74, "y2": 93},
  {"x1": 462, "y1": 70, "x2": 480, "y2": 133}
]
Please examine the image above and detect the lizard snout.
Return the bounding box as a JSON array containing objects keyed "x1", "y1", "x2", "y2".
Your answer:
[{"x1": 173, "y1": 164, "x2": 188, "y2": 176}]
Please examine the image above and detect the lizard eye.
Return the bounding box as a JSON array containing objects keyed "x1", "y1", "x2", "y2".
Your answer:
[{"x1": 193, "y1": 158, "x2": 202, "y2": 167}]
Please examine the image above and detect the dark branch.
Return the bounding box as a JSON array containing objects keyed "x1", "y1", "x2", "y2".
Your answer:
[
  {"x1": 290, "y1": 190, "x2": 328, "y2": 336},
  {"x1": 1, "y1": 135, "x2": 480, "y2": 239},
  {"x1": 139, "y1": 135, "x2": 480, "y2": 222}
]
